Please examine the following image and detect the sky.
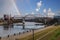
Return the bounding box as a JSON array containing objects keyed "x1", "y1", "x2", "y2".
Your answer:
[
  {"x1": 16, "y1": 0, "x2": 60, "y2": 16},
  {"x1": 0, "y1": 0, "x2": 60, "y2": 17},
  {"x1": 0, "y1": 0, "x2": 20, "y2": 17}
]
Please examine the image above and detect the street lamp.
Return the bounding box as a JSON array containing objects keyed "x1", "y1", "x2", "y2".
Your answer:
[
  {"x1": 26, "y1": 28, "x2": 35, "y2": 40},
  {"x1": 25, "y1": 26, "x2": 40, "y2": 40},
  {"x1": 32, "y1": 29, "x2": 35, "y2": 40}
]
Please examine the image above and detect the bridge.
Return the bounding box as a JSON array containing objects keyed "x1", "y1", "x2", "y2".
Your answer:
[
  {"x1": 13, "y1": 14, "x2": 54, "y2": 24},
  {"x1": 1, "y1": 14, "x2": 60, "y2": 29}
]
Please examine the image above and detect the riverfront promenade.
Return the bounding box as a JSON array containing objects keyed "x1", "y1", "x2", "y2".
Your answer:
[{"x1": 0, "y1": 25, "x2": 56, "y2": 40}]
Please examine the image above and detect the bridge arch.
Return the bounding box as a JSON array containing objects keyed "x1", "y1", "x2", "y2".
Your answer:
[{"x1": 25, "y1": 14, "x2": 36, "y2": 18}]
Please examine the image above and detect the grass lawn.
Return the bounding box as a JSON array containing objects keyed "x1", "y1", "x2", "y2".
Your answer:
[
  {"x1": 39, "y1": 25, "x2": 60, "y2": 40},
  {"x1": 16, "y1": 25, "x2": 60, "y2": 40},
  {"x1": 50, "y1": 26, "x2": 60, "y2": 40}
]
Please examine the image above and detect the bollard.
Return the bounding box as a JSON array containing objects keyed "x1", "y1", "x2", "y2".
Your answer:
[
  {"x1": 7, "y1": 35, "x2": 9, "y2": 37},
  {"x1": 14, "y1": 33, "x2": 16, "y2": 36},
  {"x1": 19, "y1": 32, "x2": 21, "y2": 35},
  {"x1": 27, "y1": 31, "x2": 28, "y2": 32},
  {"x1": 23, "y1": 32, "x2": 25, "y2": 34},
  {"x1": 0, "y1": 37, "x2": 1, "y2": 40}
]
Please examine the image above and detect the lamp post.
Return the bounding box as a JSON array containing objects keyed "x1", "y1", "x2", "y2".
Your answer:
[
  {"x1": 32, "y1": 29, "x2": 34, "y2": 40},
  {"x1": 27, "y1": 27, "x2": 38, "y2": 40},
  {"x1": 27, "y1": 29, "x2": 35, "y2": 40}
]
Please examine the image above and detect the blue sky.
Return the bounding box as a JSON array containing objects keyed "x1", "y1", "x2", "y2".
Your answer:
[
  {"x1": 16, "y1": 0, "x2": 60, "y2": 15},
  {"x1": 0, "y1": 0, "x2": 60, "y2": 17}
]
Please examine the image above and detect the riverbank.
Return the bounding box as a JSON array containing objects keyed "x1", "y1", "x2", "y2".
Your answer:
[
  {"x1": 0, "y1": 25, "x2": 56, "y2": 40},
  {"x1": 18, "y1": 25, "x2": 57, "y2": 40}
]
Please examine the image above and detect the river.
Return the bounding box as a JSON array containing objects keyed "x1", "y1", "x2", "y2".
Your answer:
[{"x1": 0, "y1": 22, "x2": 45, "y2": 37}]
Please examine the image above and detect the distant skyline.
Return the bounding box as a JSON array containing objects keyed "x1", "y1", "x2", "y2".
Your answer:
[{"x1": 0, "y1": 0, "x2": 60, "y2": 17}]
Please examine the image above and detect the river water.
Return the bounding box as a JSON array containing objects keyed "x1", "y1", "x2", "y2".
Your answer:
[{"x1": 0, "y1": 22, "x2": 45, "y2": 37}]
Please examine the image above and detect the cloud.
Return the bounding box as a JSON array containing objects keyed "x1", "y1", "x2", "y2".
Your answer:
[
  {"x1": 56, "y1": 11, "x2": 60, "y2": 16},
  {"x1": 47, "y1": 8, "x2": 55, "y2": 17},
  {"x1": 43, "y1": 8, "x2": 46, "y2": 13},
  {"x1": 31, "y1": 12, "x2": 34, "y2": 14},
  {"x1": 25, "y1": 13, "x2": 28, "y2": 15},
  {"x1": 48, "y1": 8, "x2": 51, "y2": 12},
  {"x1": 36, "y1": 8, "x2": 39, "y2": 12},
  {"x1": 37, "y1": 1, "x2": 42, "y2": 8},
  {"x1": 43, "y1": 8, "x2": 55, "y2": 17},
  {"x1": 36, "y1": 1, "x2": 42, "y2": 12}
]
